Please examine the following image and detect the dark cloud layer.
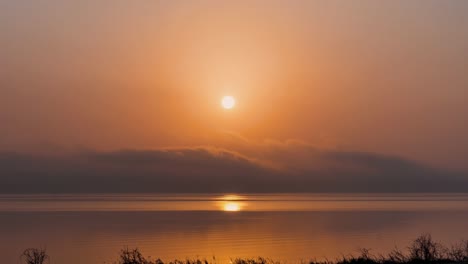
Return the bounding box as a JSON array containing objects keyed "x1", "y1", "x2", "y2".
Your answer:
[{"x1": 0, "y1": 145, "x2": 467, "y2": 193}]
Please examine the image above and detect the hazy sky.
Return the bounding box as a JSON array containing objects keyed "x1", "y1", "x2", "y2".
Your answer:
[{"x1": 1, "y1": 1, "x2": 468, "y2": 192}]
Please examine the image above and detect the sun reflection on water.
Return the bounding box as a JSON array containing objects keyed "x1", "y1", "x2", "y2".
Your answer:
[
  {"x1": 218, "y1": 194, "x2": 245, "y2": 212},
  {"x1": 223, "y1": 202, "x2": 241, "y2": 211}
]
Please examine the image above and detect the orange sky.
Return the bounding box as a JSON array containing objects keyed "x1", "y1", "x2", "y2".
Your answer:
[{"x1": 1, "y1": 1, "x2": 468, "y2": 170}]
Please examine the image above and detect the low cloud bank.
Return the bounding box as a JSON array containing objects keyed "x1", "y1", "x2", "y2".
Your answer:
[{"x1": 1, "y1": 144, "x2": 467, "y2": 193}]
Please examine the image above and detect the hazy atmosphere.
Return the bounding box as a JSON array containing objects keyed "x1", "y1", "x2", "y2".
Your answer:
[{"x1": 2, "y1": 1, "x2": 468, "y2": 193}]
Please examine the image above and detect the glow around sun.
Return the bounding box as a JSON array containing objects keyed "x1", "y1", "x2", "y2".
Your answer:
[{"x1": 221, "y1": 96, "x2": 236, "y2": 109}]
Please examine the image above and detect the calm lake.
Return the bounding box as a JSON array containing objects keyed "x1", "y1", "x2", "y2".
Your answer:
[{"x1": 1, "y1": 194, "x2": 468, "y2": 264}]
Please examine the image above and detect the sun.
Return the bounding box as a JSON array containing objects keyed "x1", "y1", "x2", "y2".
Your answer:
[{"x1": 221, "y1": 96, "x2": 236, "y2": 109}]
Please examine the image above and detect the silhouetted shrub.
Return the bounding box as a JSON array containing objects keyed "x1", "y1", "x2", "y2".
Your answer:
[
  {"x1": 21, "y1": 248, "x2": 49, "y2": 264},
  {"x1": 408, "y1": 234, "x2": 446, "y2": 262},
  {"x1": 119, "y1": 247, "x2": 153, "y2": 264},
  {"x1": 447, "y1": 240, "x2": 468, "y2": 262}
]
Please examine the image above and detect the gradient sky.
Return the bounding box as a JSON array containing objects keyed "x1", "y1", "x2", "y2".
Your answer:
[{"x1": 1, "y1": 1, "x2": 468, "y2": 192}]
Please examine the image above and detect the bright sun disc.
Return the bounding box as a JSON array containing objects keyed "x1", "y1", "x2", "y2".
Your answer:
[{"x1": 221, "y1": 96, "x2": 235, "y2": 109}]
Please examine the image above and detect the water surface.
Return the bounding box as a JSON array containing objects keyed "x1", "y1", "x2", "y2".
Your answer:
[{"x1": 1, "y1": 194, "x2": 468, "y2": 264}]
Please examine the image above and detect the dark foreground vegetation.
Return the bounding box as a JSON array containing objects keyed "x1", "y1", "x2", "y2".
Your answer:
[{"x1": 21, "y1": 234, "x2": 468, "y2": 264}]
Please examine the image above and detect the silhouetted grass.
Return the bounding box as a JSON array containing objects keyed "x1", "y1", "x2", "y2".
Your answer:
[
  {"x1": 309, "y1": 234, "x2": 468, "y2": 264},
  {"x1": 21, "y1": 234, "x2": 468, "y2": 264}
]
